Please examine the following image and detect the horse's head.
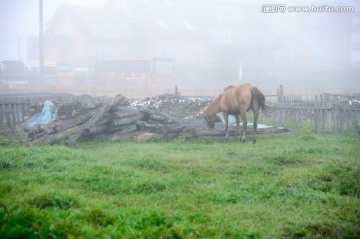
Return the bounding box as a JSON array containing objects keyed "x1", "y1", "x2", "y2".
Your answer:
[{"x1": 202, "y1": 106, "x2": 216, "y2": 129}]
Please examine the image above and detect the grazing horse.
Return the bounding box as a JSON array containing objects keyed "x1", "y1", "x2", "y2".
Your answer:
[{"x1": 202, "y1": 83, "x2": 271, "y2": 143}]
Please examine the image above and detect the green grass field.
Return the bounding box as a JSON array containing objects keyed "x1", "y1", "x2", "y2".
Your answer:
[{"x1": 0, "y1": 133, "x2": 359, "y2": 238}]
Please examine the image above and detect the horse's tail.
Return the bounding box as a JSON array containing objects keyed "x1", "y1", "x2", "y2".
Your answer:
[{"x1": 251, "y1": 86, "x2": 272, "y2": 117}]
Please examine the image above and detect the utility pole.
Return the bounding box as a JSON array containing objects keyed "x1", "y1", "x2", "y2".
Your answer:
[
  {"x1": 39, "y1": 0, "x2": 44, "y2": 84},
  {"x1": 16, "y1": 32, "x2": 21, "y2": 61}
]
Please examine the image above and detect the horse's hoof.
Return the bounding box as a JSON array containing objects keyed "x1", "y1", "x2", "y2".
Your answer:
[
  {"x1": 253, "y1": 139, "x2": 257, "y2": 144},
  {"x1": 240, "y1": 139, "x2": 246, "y2": 144}
]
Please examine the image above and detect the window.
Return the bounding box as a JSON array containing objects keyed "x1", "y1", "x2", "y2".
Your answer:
[
  {"x1": 183, "y1": 21, "x2": 194, "y2": 31},
  {"x1": 276, "y1": 49, "x2": 291, "y2": 66},
  {"x1": 161, "y1": 48, "x2": 176, "y2": 58},
  {"x1": 154, "y1": 60, "x2": 173, "y2": 73},
  {"x1": 94, "y1": 47, "x2": 110, "y2": 60},
  {"x1": 351, "y1": 50, "x2": 360, "y2": 63},
  {"x1": 352, "y1": 16, "x2": 360, "y2": 28},
  {"x1": 163, "y1": 0, "x2": 173, "y2": 6},
  {"x1": 224, "y1": 28, "x2": 237, "y2": 42},
  {"x1": 351, "y1": 32, "x2": 360, "y2": 43},
  {"x1": 97, "y1": 23, "x2": 112, "y2": 38},
  {"x1": 118, "y1": 24, "x2": 133, "y2": 40},
  {"x1": 313, "y1": 50, "x2": 324, "y2": 65},
  {"x1": 157, "y1": 20, "x2": 168, "y2": 29},
  {"x1": 218, "y1": 7, "x2": 242, "y2": 22},
  {"x1": 187, "y1": 47, "x2": 200, "y2": 62}
]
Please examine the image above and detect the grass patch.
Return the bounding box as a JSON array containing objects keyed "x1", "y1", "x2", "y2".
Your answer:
[{"x1": 0, "y1": 134, "x2": 359, "y2": 238}]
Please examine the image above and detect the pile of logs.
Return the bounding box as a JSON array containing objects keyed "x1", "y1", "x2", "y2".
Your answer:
[{"x1": 21, "y1": 94, "x2": 287, "y2": 145}]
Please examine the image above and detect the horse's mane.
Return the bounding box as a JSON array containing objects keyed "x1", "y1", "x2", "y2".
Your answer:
[
  {"x1": 203, "y1": 94, "x2": 222, "y2": 117},
  {"x1": 223, "y1": 85, "x2": 235, "y2": 91}
]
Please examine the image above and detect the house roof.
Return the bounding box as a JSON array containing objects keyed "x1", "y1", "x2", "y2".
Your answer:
[
  {"x1": 46, "y1": 0, "x2": 221, "y2": 43},
  {"x1": 46, "y1": 4, "x2": 140, "y2": 43},
  {"x1": 45, "y1": 0, "x2": 268, "y2": 46},
  {"x1": 102, "y1": 0, "x2": 219, "y2": 41}
]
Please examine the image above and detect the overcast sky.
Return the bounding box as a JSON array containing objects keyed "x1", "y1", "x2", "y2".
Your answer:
[
  {"x1": 1, "y1": 0, "x2": 359, "y2": 62},
  {"x1": 0, "y1": 0, "x2": 105, "y2": 61}
]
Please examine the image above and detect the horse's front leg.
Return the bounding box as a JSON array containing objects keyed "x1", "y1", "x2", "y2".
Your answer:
[{"x1": 223, "y1": 112, "x2": 229, "y2": 142}]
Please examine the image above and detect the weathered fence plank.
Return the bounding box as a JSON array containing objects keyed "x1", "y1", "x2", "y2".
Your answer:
[
  {"x1": 1, "y1": 89, "x2": 360, "y2": 135},
  {"x1": 274, "y1": 100, "x2": 360, "y2": 132}
]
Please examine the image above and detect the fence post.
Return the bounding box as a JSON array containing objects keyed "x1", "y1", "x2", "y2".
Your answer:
[{"x1": 277, "y1": 85, "x2": 284, "y2": 103}]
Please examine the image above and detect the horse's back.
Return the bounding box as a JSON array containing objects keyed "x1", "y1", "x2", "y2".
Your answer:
[
  {"x1": 221, "y1": 84, "x2": 253, "y2": 113},
  {"x1": 234, "y1": 84, "x2": 253, "y2": 103}
]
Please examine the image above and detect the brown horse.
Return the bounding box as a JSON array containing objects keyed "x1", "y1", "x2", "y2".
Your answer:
[{"x1": 202, "y1": 83, "x2": 271, "y2": 143}]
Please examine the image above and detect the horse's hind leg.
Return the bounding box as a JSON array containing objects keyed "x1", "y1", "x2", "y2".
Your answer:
[
  {"x1": 253, "y1": 109, "x2": 259, "y2": 144},
  {"x1": 240, "y1": 109, "x2": 247, "y2": 144},
  {"x1": 223, "y1": 112, "x2": 229, "y2": 142},
  {"x1": 235, "y1": 115, "x2": 240, "y2": 142}
]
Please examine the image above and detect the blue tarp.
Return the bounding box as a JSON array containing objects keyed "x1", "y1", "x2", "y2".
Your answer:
[{"x1": 26, "y1": 100, "x2": 57, "y2": 127}]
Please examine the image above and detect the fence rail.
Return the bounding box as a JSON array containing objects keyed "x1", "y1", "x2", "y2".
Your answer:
[
  {"x1": 274, "y1": 100, "x2": 360, "y2": 133},
  {"x1": 0, "y1": 93, "x2": 101, "y2": 128},
  {"x1": 1, "y1": 86, "x2": 360, "y2": 133}
]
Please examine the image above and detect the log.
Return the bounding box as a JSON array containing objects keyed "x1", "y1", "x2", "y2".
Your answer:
[
  {"x1": 24, "y1": 124, "x2": 42, "y2": 135},
  {"x1": 108, "y1": 124, "x2": 137, "y2": 141},
  {"x1": 111, "y1": 115, "x2": 145, "y2": 126},
  {"x1": 164, "y1": 132, "x2": 181, "y2": 141},
  {"x1": 191, "y1": 126, "x2": 287, "y2": 138},
  {"x1": 111, "y1": 109, "x2": 142, "y2": 119},
  {"x1": 150, "y1": 114, "x2": 165, "y2": 122},
  {"x1": 162, "y1": 124, "x2": 185, "y2": 133},
  {"x1": 43, "y1": 120, "x2": 63, "y2": 134},
  {"x1": 144, "y1": 123, "x2": 163, "y2": 132},
  {"x1": 108, "y1": 124, "x2": 132, "y2": 133},
  {"x1": 25, "y1": 120, "x2": 61, "y2": 140},
  {"x1": 147, "y1": 119, "x2": 164, "y2": 124},
  {"x1": 82, "y1": 124, "x2": 107, "y2": 136},
  {"x1": 156, "y1": 112, "x2": 181, "y2": 124},
  {"x1": 31, "y1": 124, "x2": 84, "y2": 145},
  {"x1": 135, "y1": 120, "x2": 146, "y2": 130},
  {"x1": 139, "y1": 108, "x2": 154, "y2": 116},
  {"x1": 66, "y1": 94, "x2": 127, "y2": 145},
  {"x1": 139, "y1": 108, "x2": 181, "y2": 124},
  {"x1": 55, "y1": 108, "x2": 97, "y2": 133},
  {"x1": 29, "y1": 131, "x2": 48, "y2": 140},
  {"x1": 117, "y1": 124, "x2": 137, "y2": 134}
]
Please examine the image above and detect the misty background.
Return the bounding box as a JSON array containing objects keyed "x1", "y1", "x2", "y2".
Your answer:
[{"x1": 0, "y1": 0, "x2": 359, "y2": 98}]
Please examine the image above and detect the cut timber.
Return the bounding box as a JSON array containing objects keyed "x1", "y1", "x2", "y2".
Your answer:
[
  {"x1": 111, "y1": 108, "x2": 142, "y2": 119},
  {"x1": 144, "y1": 123, "x2": 163, "y2": 132},
  {"x1": 111, "y1": 115, "x2": 145, "y2": 126},
  {"x1": 191, "y1": 126, "x2": 286, "y2": 138},
  {"x1": 150, "y1": 114, "x2": 165, "y2": 122},
  {"x1": 31, "y1": 124, "x2": 84, "y2": 145},
  {"x1": 82, "y1": 124, "x2": 107, "y2": 136},
  {"x1": 163, "y1": 114, "x2": 181, "y2": 124},
  {"x1": 55, "y1": 108, "x2": 97, "y2": 133},
  {"x1": 66, "y1": 94, "x2": 127, "y2": 145},
  {"x1": 162, "y1": 124, "x2": 185, "y2": 133},
  {"x1": 138, "y1": 108, "x2": 180, "y2": 124},
  {"x1": 108, "y1": 124, "x2": 137, "y2": 141}
]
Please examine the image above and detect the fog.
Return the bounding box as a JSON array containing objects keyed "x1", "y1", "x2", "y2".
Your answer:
[{"x1": 0, "y1": 0, "x2": 359, "y2": 98}]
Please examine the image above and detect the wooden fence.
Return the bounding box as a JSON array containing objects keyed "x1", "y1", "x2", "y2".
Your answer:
[
  {"x1": 275, "y1": 94, "x2": 360, "y2": 133},
  {"x1": 1, "y1": 87, "x2": 360, "y2": 133},
  {"x1": 0, "y1": 93, "x2": 94, "y2": 128}
]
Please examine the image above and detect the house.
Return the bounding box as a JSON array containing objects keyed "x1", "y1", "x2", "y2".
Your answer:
[{"x1": 27, "y1": 0, "x2": 359, "y2": 95}]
